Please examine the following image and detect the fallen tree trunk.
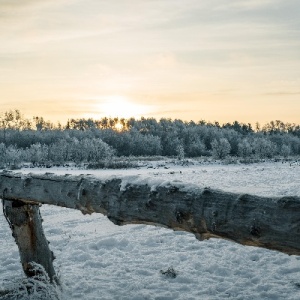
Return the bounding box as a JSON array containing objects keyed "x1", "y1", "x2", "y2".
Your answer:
[
  {"x1": 2, "y1": 199, "x2": 57, "y2": 283},
  {"x1": 0, "y1": 171, "x2": 299, "y2": 255}
]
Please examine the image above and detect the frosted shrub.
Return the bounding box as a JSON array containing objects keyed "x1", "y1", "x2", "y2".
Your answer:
[
  {"x1": 160, "y1": 267, "x2": 178, "y2": 279},
  {"x1": 2, "y1": 263, "x2": 61, "y2": 300}
]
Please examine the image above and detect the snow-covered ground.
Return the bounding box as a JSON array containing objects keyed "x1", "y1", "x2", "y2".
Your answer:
[{"x1": 1, "y1": 160, "x2": 300, "y2": 299}]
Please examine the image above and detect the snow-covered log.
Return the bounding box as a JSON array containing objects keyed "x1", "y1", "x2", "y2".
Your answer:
[{"x1": 0, "y1": 171, "x2": 300, "y2": 256}]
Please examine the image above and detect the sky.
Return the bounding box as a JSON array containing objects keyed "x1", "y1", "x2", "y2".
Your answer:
[{"x1": 0, "y1": 0, "x2": 300, "y2": 125}]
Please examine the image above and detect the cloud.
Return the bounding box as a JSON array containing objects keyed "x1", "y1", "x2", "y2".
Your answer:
[
  {"x1": 0, "y1": 0, "x2": 299, "y2": 124},
  {"x1": 263, "y1": 92, "x2": 300, "y2": 96},
  {"x1": 0, "y1": 0, "x2": 39, "y2": 9},
  {"x1": 214, "y1": 0, "x2": 279, "y2": 11},
  {"x1": 143, "y1": 53, "x2": 178, "y2": 69}
]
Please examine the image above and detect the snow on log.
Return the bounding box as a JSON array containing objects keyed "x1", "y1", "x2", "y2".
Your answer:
[{"x1": 0, "y1": 170, "x2": 299, "y2": 255}]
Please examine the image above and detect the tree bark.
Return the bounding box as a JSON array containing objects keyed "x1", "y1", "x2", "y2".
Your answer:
[
  {"x1": 0, "y1": 171, "x2": 300, "y2": 255},
  {"x1": 2, "y1": 199, "x2": 57, "y2": 283}
]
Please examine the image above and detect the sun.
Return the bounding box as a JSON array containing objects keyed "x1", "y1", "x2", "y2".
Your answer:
[
  {"x1": 100, "y1": 95, "x2": 150, "y2": 119},
  {"x1": 114, "y1": 122, "x2": 124, "y2": 131}
]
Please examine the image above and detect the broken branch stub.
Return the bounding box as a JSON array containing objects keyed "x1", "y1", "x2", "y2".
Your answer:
[{"x1": 2, "y1": 199, "x2": 58, "y2": 284}]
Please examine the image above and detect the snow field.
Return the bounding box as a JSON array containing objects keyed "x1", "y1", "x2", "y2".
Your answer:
[{"x1": 0, "y1": 161, "x2": 300, "y2": 299}]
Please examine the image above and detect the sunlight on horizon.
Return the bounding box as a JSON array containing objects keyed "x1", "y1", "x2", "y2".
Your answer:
[{"x1": 93, "y1": 95, "x2": 154, "y2": 119}]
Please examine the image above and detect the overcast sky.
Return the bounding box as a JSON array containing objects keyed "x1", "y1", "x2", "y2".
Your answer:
[{"x1": 1, "y1": 0, "x2": 299, "y2": 124}]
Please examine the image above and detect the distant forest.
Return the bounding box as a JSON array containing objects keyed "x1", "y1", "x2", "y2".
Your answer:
[{"x1": 1, "y1": 109, "x2": 300, "y2": 168}]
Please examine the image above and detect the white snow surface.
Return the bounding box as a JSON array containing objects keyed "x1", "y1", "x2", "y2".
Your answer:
[{"x1": 1, "y1": 160, "x2": 300, "y2": 299}]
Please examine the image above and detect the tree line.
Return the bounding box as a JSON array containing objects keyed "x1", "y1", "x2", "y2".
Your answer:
[{"x1": 0, "y1": 109, "x2": 300, "y2": 168}]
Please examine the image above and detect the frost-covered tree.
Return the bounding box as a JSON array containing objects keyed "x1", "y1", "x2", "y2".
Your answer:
[
  {"x1": 5, "y1": 145, "x2": 22, "y2": 167},
  {"x1": 83, "y1": 138, "x2": 115, "y2": 162},
  {"x1": 281, "y1": 144, "x2": 291, "y2": 158},
  {"x1": 27, "y1": 143, "x2": 49, "y2": 165},
  {"x1": 222, "y1": 129, "x2": 240, "y2": 156},
  {"x1": 64, "y1": 138, "x2": 114, "y2": 163},
  {"x1": 134, "y1": 134, "x2": 162, "y2": 156},
  {"x1": 1, "y1": 110, "x2": 300, "y2": 164},
  {"x1": 238, "y1": 139, "x2": 253, "y2": 158},
  {"x1": 48, "y1": 140, "x2": 68, "y2": 164},
  {"x1": 0, "y1": 143, "x2": 6, "y2": 166},
  {"x1": 162, "y1": 135, "x2": 182, "y2": 156},
  {"x1": 176, "y1": 144, "x2": 185, "y2": 160},
  {"x1": 186, "y1": 140, "x2": 206, "y2": 157},
  {"x1": 253, "y1": 138, "x2": 276, "y2": 158},
  {"x1": 285, "y1": 135, "x2": 300, "y2": 155},
  {"x1": 211, "y1": 138, "x2": 231, "y2": 159},
  {"x1": 124, "y1": 131, "x2": 162, "y2": 156}
]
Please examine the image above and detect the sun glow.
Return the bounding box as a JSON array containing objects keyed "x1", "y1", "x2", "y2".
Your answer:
[
  {"x1": 114, "y1": 122, "x2": 124, "y2": 131},
  {"x1": 99, "y1": 96, "x2": 151, "y2": 119}
]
